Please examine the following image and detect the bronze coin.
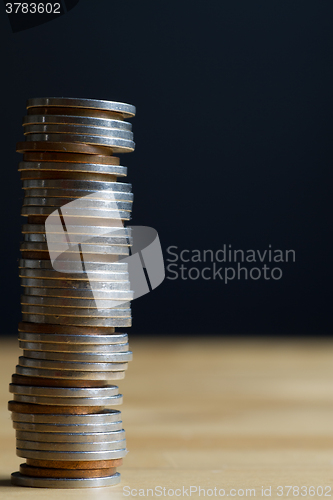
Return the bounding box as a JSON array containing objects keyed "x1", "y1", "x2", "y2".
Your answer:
[
  {"x1": 18, "y1": 322, "x2": 116, "y2": 335},
  {"x1": 19, "y1": 463, "x2": 117, "y2": 479},
  {"x1": 11, "y1": 374, "x2": 110, "y2": 388},
  {"x1": 8, "y1": 401, "x2": 106, "y2": 415},
  {"x1": 23, "y1": 152, "x2": 120, "y2": 165},
  {"x1": 20, "y1": 171, "x2": 118, "y2": 182},
  {"x1": 26, "y1": 458, "x2": 123, "y2": 469},
  {"x1": 27, "y1": 107, "x2": 125, "y2": 121},
  {"x1": 16, "y1": 142, "x2": 113, "y2": 156},
  {"x1": 20, "y1": 252, "x2": 50, "y2": 260}
]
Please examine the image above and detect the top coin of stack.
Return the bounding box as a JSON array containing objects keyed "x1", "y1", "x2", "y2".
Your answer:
[{"x1": 9, "y1": 97, "x2": 135, "y2": 489}]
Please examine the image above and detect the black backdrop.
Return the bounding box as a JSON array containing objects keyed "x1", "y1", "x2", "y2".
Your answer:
[{"x1": 0, "y1": 0, "x2": 332, "y2": 336}]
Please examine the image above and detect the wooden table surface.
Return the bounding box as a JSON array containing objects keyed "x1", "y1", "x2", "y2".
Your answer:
[{"x1": 0, "y1": 337, "x2": 332, "y2": 499}]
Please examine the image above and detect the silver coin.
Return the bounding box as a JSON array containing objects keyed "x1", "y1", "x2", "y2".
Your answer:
[
  {"x1": 23, "y1": 190, "x2": 134, "y2": 201},
  {"x1": 9, "y1": 384, "x2": 119, "y2": 397},
  {"x1": 23, "y1": 114, "x2": 132, "y2": 130},
  {"x1": 22, "y1": 207, "x2": 131, "y2": 219},
  {"x1": 21, "y1": 314, "x2": 132, "y2": 327},
  {"x1": 18, "y1": 357, "x2": 128, "y2": 372},
  {"x1": 20, "y1": 163, "x2": 127, "y2": 176},
  {"x1": 16, "y1": 439, "x2": 126, "y2": 452},
  {"x1": 12, "y1": 421, "x2": 123, "y2": 432},
  {"x1": 18, "y1": 332, "x2": 128, "y2": 344},
  {"x1": 21, "y1": 306, "x2": 131, "y2": 317},
  {"x1": 11, "y1": 410, "x2": 121, "y2": 424},
  {"x1": 23, "y1": 179, "x2": 131, "y2": 191},
  {"x1": 20, "y1": 242, "x2": 130, "y2": 256},
  {"x1": 21, "y1": 297, "x2": 131, "y2": 309},
  {"x1": 11, "y1": 471, "x2": 121, "y2": 488},
  {"x1": 27, "y1": 97, "x2": 136, "y2": 117},
  {"x1": 24, "y1": 234, "x2": 132, "y2": 247},
  {"x1": 23, "y1": 350, "x2": 133, "y2": 363},
  {"x1": 26, "y1": 134, "x2": 135, "y2": 153},
  {"x1": 21, "y1": 278, "x2": 131, "y2": 291},
  {"x1": 24, "y1": 124, "x2": 133, "y2": 140},
  {"x1": 23, "y1": 196, "x2": 132, "y2": 210},
  {"x1": 16, "y1": 365, "x2": 126, "y2": 380},
  {"x1": 13, "y1": 394, "x2": 123, "y2": 406},
  {"x1": 22, "y1": 225, "x2": 132, "y2": 238},
  {"x1": 19, "y1": 259, "x2": 128, "y2": 272},
  {"x1": 20, "y1": 259, "x2": 128, "y2": 272},
  {"x1": 19, "y1": 341, "x2": 129, "y2": 353},
  {"x1": 16, "y1": 448, "x2": 128, "y2": 460},
  {"x1": 19, "y1": 270, "x2": 129, "y2": 281},
  {"x1": 22, "y1": 287, "x2": 133, "y2": 300},
  {"x1": 16, "y1": 430, "x2": 125, "y2": 443}
]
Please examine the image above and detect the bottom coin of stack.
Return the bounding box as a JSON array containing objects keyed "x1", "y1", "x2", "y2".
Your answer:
[{"x1": 9, "y1": 325, "x2": 132, "y2": 488}]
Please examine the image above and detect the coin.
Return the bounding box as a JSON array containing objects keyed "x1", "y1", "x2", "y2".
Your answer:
[
  {"x1": 11, "y1": 410, "x2": 121, "y2": 424},
  {"x1": 20, "y1": 162, "x2": 127, "y2": 176},
  {"x1": 17, "y1": 141, "x2": 113, "y2": 155},
  {"x1": 23, "y1": 351, "x2": 132, "y2": 363},
  {"x1": 12, "y1": 374, "x2": 115, "y2": 388},
  {"x1": 19, "y1": 270, "x2": 129, "y2": 281},
  {"x1": 13, "y1": 421, "x2": 123, "y2": 433},
  {"x1": 23, "y1": 114, "x2": 132, "y2": 130},
  {"x1": 21, "y1": 298, "x2": 131, "y2": 310},
  {"x1": 18, "y1": 321, "x2": 118, "y2": 335},
  {"x1": 23, "y1": 179, "x2": 131, "y2": 192},
  {"x1": 20, "y1": 342, "x2": 130, "y2": 353},
  {"x1": 20, "y1": 243, "x2": 130, "y2": 256},
  {"x1": 16, "y1": 365, "x2": 126, "y2": 380},
  {"x1": 11, "y1": 471, "x2": 121, "y2": 488},
  {"x1": 19, "y1": 463, "x2": 118, "y2": 479},
  {"x1": 8, "y1": 401, "x2": 111, "y2": 414},
  {"x1": 23, "y1": 190, "x2": 134, "y2": 200},
  {"x1": 27, "y1": 106, "x2": 126, "y2": 120},
  {"x1": 27, "y1": 134, "x2": 135, "y2": 153},
  {"x1": 21, "y1": 306, "x2": 131, "y2": 317},
  {"x1": 20, "y1": 278, "x2": 131, "y2": 292},
  {"x1": 23, "y1": 152, "x2": 120, "y2": 164},
  {"x1": 17, "y1": 449, "x2": 128, "y2": 461},
  {"x1": 23, "y1": 350, "x2": 132, "y2": 362},
  {"x1": 18, "y1": 331, "x2": 127, "y2": 343},
  {"x1": 25, "y1": 458, "x2": 123, "y2": 469},
  {"x1": 19, "y1": 259, "x2": 128, "y2": 272},
  {"x1": 27, "y1": 98, "x2": 136, "y2": 117},
  {"x1": 24, "y1": 124, "x2": 133, "y2": 140},
  {"x1": 9, "y1": 384, "x2": 119, "y2": 397},
  {"x1": 21, "y1": 314, "x2": 132, "y2": 327},
  {"x1": 13, "y1": 394, "x2": 123, "y2": 406},
  {"x1": 22, "y1": 288, "x2": 132, "y2": 300},
  {"x1": 24, "y1": 233, "x2": 132, "y2": 245},
  {"x1": 16, "y1": 430, "x2": 125, "y2": 443},
  {"x1": 23, "y1": 196, "x2": 132, "y2": 210},
  {"x1": 18, "y1": 357, "x2": 128, "y2": 371},
  {"x1": 21, "y1": 171, "x2": 119, "y2": 183},
  {"x1": 22, "y1": 207, "x2": 131, "y2": 219},
  {"x1": 17, "y1": 439, "x2": 126, "y2": 452}
]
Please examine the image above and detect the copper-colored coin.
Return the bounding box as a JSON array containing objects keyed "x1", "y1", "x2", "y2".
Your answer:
[
  {"x1": 26, "y1": 458, "x2": 123, "y2": 469},
  {"x1": 23, "y1": 152, "x2": 120, "y2": 165},
  {"x1": 27, "y1": 216, "x2": 48, "y2": 224},
  {"x1": 20, "y1": 252, "x2": 50, "y2": 260},
  {"x1": 12, "y1": 374, "x2": 110, "y2": 388},
  {"x1": 19, "y1": 463, "x2": 117, "y2": 479},
  {"x1": 19, "y1": 322, "x2": 115, "y2": 335},
  {"x1": 16, "y1": 142, "x2": 113, "y2": 156},
  {"x1": 20, "y1": 171, "x2": 118, "y2": 182},
  {"x1": 8, "y1": 401, "x2": 106, "y2": 414},
  {"x1": 27, "y1": 107, "x2": 125, "y2": 121}
]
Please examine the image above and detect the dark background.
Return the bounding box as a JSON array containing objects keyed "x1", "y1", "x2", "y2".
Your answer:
[{"x1": 0, "y1": 0, "x2": 332, "y2": 336}]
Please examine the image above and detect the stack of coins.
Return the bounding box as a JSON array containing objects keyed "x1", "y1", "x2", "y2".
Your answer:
[{"x1": 9, "y1": 98, "x2": 135, "y2": 488}]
